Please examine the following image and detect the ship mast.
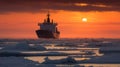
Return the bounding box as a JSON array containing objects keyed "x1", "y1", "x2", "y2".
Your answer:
[{"x1": 47, "y1": 11, "x2": 50, "y2": 23}]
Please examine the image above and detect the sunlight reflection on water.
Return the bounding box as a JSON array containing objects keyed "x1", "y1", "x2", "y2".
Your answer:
[{"x1": 25, "y1": 56, "x2": 120, "y2": 67}]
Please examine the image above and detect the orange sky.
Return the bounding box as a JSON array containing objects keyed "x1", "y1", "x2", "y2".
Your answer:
[{"x1": 0, "y1": 11, "x2": 120, "y2": 39}]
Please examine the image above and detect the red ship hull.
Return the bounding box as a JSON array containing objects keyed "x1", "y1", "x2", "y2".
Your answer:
[{"x1": 36, "y1": 30, "x2": 60, "y2": 39}]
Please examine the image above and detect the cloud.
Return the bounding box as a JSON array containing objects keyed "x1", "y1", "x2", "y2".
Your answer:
[{"x1": 0, "y1": 0, "x2": 120, "y2": 13}]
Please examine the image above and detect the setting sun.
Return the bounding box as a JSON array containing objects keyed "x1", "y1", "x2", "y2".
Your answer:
[{"x1": 82, "y1": 18, "x2": 87, "y2": 22}]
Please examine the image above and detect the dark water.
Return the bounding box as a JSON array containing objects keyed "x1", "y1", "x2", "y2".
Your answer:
[{"x1": 0, "y1": 38, "x2": 120, "y2": 67}]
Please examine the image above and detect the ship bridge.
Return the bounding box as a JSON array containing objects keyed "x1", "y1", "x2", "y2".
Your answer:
[{"x1": 38, "y1": 12, "x2": 58, "y2": 32}]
